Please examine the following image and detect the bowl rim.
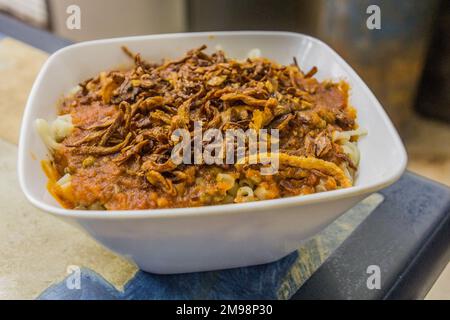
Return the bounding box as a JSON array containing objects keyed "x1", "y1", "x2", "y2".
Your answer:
[{"x1": 17, "y1": 30, "x2": 408, "y2": 220}]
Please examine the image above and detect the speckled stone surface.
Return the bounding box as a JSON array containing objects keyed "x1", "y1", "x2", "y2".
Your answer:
[{"x1": 0, "y1": 38, "x2": 47, "y2": 145}]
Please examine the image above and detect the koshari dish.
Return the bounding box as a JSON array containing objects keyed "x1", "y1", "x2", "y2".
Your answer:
[{"x1": 36, "y1": 46, "x2": 366, "y2": 210}]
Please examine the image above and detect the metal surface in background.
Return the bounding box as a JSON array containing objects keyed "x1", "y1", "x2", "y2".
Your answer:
[
  {"x1": 188, "y1": 0, "x2": 319, "y2": 35},
  {"x1": 316, "y1": 0, "x2": 439, "y2": 131},
  {"x1": 188, "y1": 0, "x2": 439, "y2": 131},
  {"x1": 415, "y1": 0, "x2": 450, "y2": 123}
]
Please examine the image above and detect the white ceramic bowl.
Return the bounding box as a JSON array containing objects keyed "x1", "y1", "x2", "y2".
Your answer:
[{"x1": 18, "y1": 31, "x2": 407, "y2": 274}]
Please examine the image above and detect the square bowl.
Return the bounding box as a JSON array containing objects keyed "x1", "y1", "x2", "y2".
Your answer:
[{"x1": 18, "y1": 31, "x2": 407, "y2": 273}]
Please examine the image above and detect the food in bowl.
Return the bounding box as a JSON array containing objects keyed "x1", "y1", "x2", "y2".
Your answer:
[
  {"x1": 35, "y1": 45, "x2": 366, "y2": 210},
  {"x1": 20, "y1": 32, "x2": 406, "y2": 273}
]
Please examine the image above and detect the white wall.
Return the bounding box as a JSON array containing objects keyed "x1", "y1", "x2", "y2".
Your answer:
[
  {"x1": 48, "y1": 0, "x2": 187, "y2": 41},
  {"x1": 0, "y1": 0, "x2": 48, "y2": 27}
]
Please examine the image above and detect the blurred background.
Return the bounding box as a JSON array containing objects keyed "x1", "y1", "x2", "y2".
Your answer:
[{"x1": 0, "y1": 0, "x2": 448, "y2": 299}]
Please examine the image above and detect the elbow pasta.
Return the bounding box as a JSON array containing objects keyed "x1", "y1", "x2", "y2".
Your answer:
[
  {"x1": 216, "y1": 173, "x2": 236, "y2": 191},
  {"x1": 254, "y1": 186, "x2": 269, "y2": 200},
  {"x1": 235, "y1": 186, "x2": 256, "y2": 203}
]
